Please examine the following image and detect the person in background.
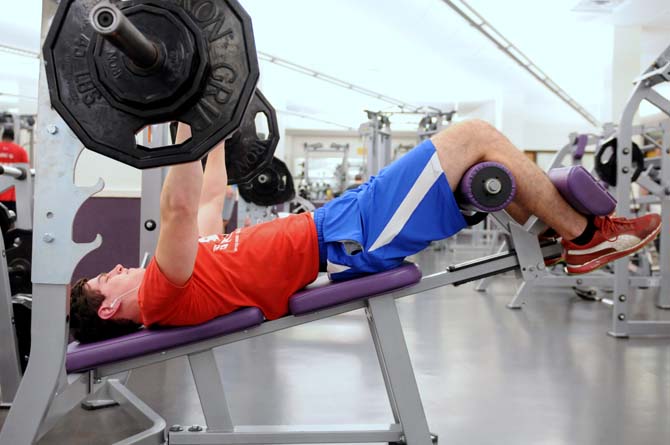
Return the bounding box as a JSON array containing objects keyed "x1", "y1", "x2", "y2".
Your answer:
[
  {"x1": 0, "y1": 127, "x2": 29, "y2": 212},
  {"x1": 345, "y1": 173, "x2": 364, "y2": 191}
]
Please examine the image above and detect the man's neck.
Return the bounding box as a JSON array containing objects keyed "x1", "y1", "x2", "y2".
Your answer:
[{"x1": 125, "y1": 294, "x2": 143, "y2": 324}]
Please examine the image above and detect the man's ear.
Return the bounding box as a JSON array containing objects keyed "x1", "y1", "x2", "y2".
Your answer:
[{"x1": 98, "y1": 300, "x2": 121, "y2": 320}]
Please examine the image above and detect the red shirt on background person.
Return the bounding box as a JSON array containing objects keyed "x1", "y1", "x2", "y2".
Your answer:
[{"x1": 0, "y1": 128, "x2": 29, "y2": 204}]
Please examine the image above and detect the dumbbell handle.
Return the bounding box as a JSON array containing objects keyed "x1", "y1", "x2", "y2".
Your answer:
[{"x1": 90, "y1": 1, "x2": 159, "y2": 69}]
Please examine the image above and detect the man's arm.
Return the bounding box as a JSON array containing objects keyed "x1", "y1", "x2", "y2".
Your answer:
[
  {"x1": 154, "y1": 124, "x2": 202, "y2": 285},
  {"x1": 197, "y1": 142, "x2": 227, "y2": 236}
]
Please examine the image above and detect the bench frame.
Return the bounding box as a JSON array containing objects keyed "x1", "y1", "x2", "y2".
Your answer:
[{"x1": 33, "y1": 238, "x2": 559, "y2": 445}]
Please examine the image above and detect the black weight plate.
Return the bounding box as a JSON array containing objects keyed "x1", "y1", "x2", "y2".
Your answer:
[
  {"x1": 594, "y1": 138, "x2": 644, "y2": 187},
  {"x1": 89, "y1": 3, "x2": 206, "y2": 117},
  {"x1": 225, "y1": 89, "x2": 279, "y2": 184},
  {"x1": 6, "y1": 229, "x2": 32, "y2": 295},
  {"x1": 12, "y1": 301, "x2": 31, "y2": 371},
  {"x1": 200, "y1": 89, "x2": 277, "y2": 181},
  {"x1": 43, "y1": 0, "x2": 259, "y2": 169},
  {"x1": 239, "y1": 157, "x2": 295, "y2": 206}
]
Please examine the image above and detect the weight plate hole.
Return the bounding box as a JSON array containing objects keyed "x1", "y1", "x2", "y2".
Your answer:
[
  {"x1": 137, "y1": 122, "x2": 191, "y2": 148},
  {"x1": 600, "y1": 146, "x2": 613, "y2": 164},
  {"x1": 254, "y1": 111, "x2": 270, "y2": 141}
]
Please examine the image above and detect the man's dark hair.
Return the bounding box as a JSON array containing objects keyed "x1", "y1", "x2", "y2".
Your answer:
[
  {"x1": 2, "y1": 128, "x2": 14, "y2": 141},
  {"x1": 70, "y1": 278, "x2": 142, "y2": 343}
]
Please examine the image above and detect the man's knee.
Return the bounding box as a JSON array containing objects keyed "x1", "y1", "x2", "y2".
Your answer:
[
  {"x1": 455, "y1": 119, "x2": 499, "y2": 143},
  {"x1": 432, "y1": 119, "x2": 498, "y2": 162}
]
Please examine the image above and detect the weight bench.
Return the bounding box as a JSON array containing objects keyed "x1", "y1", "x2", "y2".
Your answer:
[
  {"x1": 65, "y1": 264, "x2": 430, "y2": 445},
  {"x1": 61, "y1": 237, "x2": 565, "y2": 445}
]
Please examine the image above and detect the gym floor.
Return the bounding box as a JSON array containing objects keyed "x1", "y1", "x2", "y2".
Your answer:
[{"x1": 2, "y1": 245, "x2": 670, "y2": 445}]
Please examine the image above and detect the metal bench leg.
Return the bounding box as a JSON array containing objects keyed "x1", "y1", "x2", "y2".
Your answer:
[
  {"x1": 0, "y1": 284, "x2": 69, "y2": 444},
  {"x1": 107, "y1": 380, "x2": 166, "y2": 445},
  {"x1": 507, "y1": 279, "x2": 532, "y2": 309},
  {"x1": 367, "y1": 296, "x2": 432, "y2": 445},
  {"x1": 188, "y1": 349, "x2": 234, "y2": 432}
]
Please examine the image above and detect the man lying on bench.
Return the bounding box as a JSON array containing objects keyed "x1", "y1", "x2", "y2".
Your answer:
[{"x1": 70, "y1": 120, "x2": 661, "y2": 343}]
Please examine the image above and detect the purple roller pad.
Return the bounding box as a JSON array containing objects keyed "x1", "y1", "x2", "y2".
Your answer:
[
  {"x1": 572, "y1": 134, "x2": 588, "y2": 160},
  {"x1": 458, "y1": 162, "x2": 516, "y2": 212},
  {"x1": 548, "y1": 166, "x2": 616, "y2": 216},
  {"x1": 289, "y1": 263, "x2": 422, "y2": 315},
  {"x1": 66, "y1": 307, "x2": 264, "y2": 373}
]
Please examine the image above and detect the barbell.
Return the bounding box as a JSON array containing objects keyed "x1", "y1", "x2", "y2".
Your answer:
[{"x1": 43, "y1": 0, "x2": 275, "y2": 182}]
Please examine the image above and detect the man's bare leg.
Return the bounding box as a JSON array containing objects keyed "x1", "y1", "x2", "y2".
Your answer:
[
  {"x1": 502, "y1": 202, "x2": 531, "y2": 226},
  {"x1": 431, "y1": 120, "x2": 586, "y2": 240}
]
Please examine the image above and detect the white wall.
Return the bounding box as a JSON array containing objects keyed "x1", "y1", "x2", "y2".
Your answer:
[{"x1": 75, "y1": 150, "x2": 141, "y2": 197}]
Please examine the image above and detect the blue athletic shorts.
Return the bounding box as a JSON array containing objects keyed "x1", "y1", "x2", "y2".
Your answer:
[{"x1": 314, "y1": 139, "x2": 467, "y2": 280}]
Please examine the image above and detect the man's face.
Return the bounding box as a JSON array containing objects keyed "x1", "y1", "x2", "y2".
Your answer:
[{"x1": 87, "y1": 264, "x2": 144, "y2": 304}]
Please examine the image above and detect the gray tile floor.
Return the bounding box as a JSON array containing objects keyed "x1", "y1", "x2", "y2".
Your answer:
[{"x1": 2, "y1": 247, "x2": 670, "y2": 445}]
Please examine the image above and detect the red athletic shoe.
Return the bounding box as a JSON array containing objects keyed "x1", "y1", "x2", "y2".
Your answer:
[
  {"x1": 539, "y1": 229, "x2": 564, "y2": 266},
  {"x1": 562, "y1": 213, "x2": 661, "y2": 274},
  {"x1": 544, "y1": 252, "x2": 565, "y2": 267}
]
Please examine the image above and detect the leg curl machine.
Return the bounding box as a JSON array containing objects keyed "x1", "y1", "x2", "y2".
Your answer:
[{"x1": 482, "y1": 44, "x2": 670, "y2": 337}]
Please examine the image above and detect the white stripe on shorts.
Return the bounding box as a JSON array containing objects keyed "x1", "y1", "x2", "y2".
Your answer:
[
  {"x1": 368, "y1": 152, "x2": 444, "y2": 252},
  {"x1": 327, "y1": 260, "x2": 351, "y2": 279}
]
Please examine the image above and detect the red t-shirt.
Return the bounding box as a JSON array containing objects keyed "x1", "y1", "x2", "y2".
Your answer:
[
  {"x1": 138, "y1": 212, "x2": 320, "y2": 326},
  {"x1": 0, "y1": 142, "x2": 29, "y2": 202}
]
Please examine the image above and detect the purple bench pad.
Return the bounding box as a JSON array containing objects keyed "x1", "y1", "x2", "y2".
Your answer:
[
  {"x1": 548, "y1": 166, "x2": 616, "y2": 216},
  {"x1": 66, "y1": 307, "x2": 264, "y2": 373},
  {"x1": 289, "y1": 263, "x2": 422, "y2": 315},
  {"x1": 66, "y1": 264, "x2": 422, "y2": 373}
]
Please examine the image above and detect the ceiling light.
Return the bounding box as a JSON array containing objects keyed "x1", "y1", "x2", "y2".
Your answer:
[{"x1": 572, "y1": 0, "x2": 626, "y2": 13}]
